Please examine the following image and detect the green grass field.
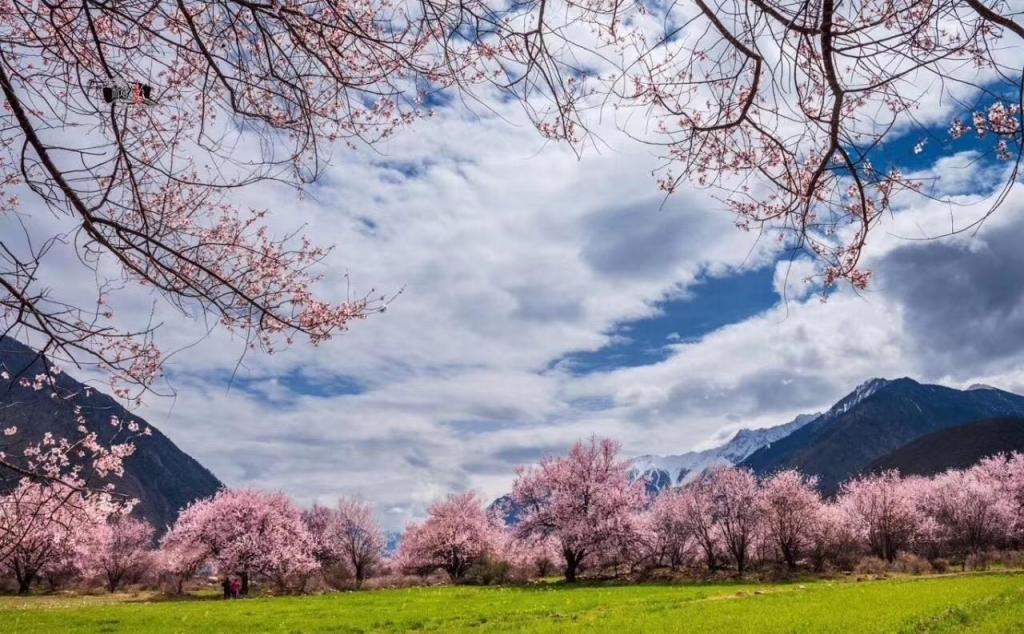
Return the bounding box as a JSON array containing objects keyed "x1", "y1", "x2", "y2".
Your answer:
[{"x1": 2, "y1": 572, "x2": 1023, "y2": 633}]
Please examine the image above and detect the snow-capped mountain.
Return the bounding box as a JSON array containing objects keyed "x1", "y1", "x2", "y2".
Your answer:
[
  {"x1": 493, "y1": 377, "x2": 1024, "y2": 524},
  {"x1": 741, "y1": 377, "x2": 1024, "y2": 493},
  {"x1": 629, "y1": 377, "x2": 1024, "y2": 495},
  {"x1": 630, "y1": 412, "x2": 820, "y2": 492}
]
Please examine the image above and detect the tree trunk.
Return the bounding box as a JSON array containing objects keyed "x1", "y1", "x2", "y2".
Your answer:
[
  {"x1": 16, "y1": 570, "x2": 34, "y2": 595},
  {"x1": 700, "y1": 540, "x2": 718, "y2": 571},
  {"x1": 563, "y1": 550, "x2": 582, "y2": 583},
  {"x1": 565, "y1": 561, "x2": 577, "y2": 583},
  {"x1": 240, "y1": 571, "x2": 250, "y2": 596},
  {"x1": 782, "y1": 545, "x2": 797, "y2": 571}
]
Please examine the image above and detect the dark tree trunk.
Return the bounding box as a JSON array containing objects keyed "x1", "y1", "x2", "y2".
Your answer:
[
  {"x1": 352, "y1": 553, "x2": 367, "y2": 589},
  {"x1": 107, "y1": 572, "x2": 123, "y2": 593},
  {"x1": 16, "y1": 570, "x2": 34, "y2": 595},
  {"x1": 699, "y1": 539, "x2": 718, "y2": 571},
  {"x1": 240, "y1": 571, "x2": 250, "y2": 596},
  {"x1": 782, "y1": 545, "x2": 798, "y2": 571},
  {"x1": 565, "y1": 562, "x2": 577, "y2": 583},
  {"x1": 563, "y1": 549, "x2": 583, "y2": 583}
]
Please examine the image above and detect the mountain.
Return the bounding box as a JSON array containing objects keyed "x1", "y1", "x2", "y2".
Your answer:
[
  {"x1": 867, "y1": 417, "x2": 1024, "y2": 476},
  {"x1": 385, "y1": 531, "x2": 403, "y2": 556},
  {"x1": 630, "y1": 413, "x2": 820, "y2": 493},
  {"x1": 488, "y1": 493, "x2": 524, "y2": 526},
  {"x1": 740, "y1": 378, "x2": 1024, "y2": 493},
  {"x1": 0, "y1": 336, "x2": 222, "y2": 530},
  {"x1": 488, "y1": 411, "x2": 821, "y2": 523}
]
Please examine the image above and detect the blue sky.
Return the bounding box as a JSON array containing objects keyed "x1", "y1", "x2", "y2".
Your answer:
[{"x1": 558, "y1": 266, "x2": 780, "y2": 374}]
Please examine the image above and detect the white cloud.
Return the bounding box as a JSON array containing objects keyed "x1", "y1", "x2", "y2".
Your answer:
[{"x1": 772, "y1": 258, "x2": 818, "y2": 302}]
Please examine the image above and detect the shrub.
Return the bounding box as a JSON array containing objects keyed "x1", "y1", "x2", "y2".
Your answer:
[
  {"x1": 893, "y1": 553, "x2": 932, "y2": 575},
  {"x1": 320, "y1": 563, "x2": 355, "y2": 590},
  {"x1": 989, "y1": 550, "x2": 1024, "y2": 569},
  {"x1": 854, "y1": 556, "x2": 889, "y2": 576},
  {"x1": 966, "y1": 551, "x2": 993, "y2": 571},
  {"x1": 463, "y1": 558, "x2": 513, "y2": 586}
]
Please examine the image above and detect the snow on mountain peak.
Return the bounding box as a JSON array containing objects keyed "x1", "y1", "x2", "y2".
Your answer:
[
  {"x1": 851, "y1": 377, "x2": 890, "y2": 400},
  {"x1": 826, "y1": 378, "x2": 892, "y2": 416},
  {"x1": 630, "y1": 411, "x2": 820, "y2": 490},
  {"x1": 967, "y1": 383, "x2": 998, "y2": 391}
]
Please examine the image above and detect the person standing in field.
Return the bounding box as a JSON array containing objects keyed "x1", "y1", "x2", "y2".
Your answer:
[
  {"x1": 230, "y1": 577, "x2": 241, "y2": 599},
  {"x1": 222, "y1": 577, "x2": 232, "y2": 600}
]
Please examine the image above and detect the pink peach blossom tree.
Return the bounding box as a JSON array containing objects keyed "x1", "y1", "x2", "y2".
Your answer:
[
  {"x1": 917, "y1": 467, "x2": 1015, "y2": 565},
  {"x1": 759, "y1": 470, "x2": 824, "y2": 570},
  {"x1": 970, "y1": 453, "x2": 1024, "y2": 542},
  {"x1": 838, "y1": 471, "x2": 921, "y2": 563},
  {"x1": 808, "y1": 503, "x2": 861, "y2": 572},
  {"x1": 511, "y1": 437, "x2": 646, "y2": 582},
  {"x1": 0, "y1": 480, "x2": 115, "y2": 593},
  {"x1": 84, "y1": 515, "x2": 155, "y2": 592},
  {"x1": 703, "y1": 467, "x2": 762, "y2": 576},
  {"x1": 155, "y1": 535, "x2": 208, "y2": 595},
  {"x1": 645, "y1": 489, "x2": 696, "y2": 571},
  {"x1": 304, "y1": 497, "x2": 385, "y2": 588},
  {"x1": 676, "y1": 475, "x2": 723, "y2": 572},
  {"x1": 160, "y1": 489, "x2": 316, "y2": 595},
  {"x1": 397, "y1": 492, "x2": 499, "y2": 582}
]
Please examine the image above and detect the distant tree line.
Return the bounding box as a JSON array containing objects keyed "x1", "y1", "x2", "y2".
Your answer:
[{"x1": 2, "y1": 438, "x2": 1024, "y2": 594}]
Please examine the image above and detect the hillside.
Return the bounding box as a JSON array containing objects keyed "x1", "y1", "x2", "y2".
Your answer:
[
  {"x1": 740, "y1": 379, "x2": 1024, "y2": 492},
  {"x1": 867, "y1": 417, "x2": 1024, "y2": 476},
  {"x1": 0, "y1": 337, "x2": 222, "y2": 530}
]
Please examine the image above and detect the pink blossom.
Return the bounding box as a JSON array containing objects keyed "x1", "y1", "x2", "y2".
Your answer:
[
  {"x1": 81, "y1": 515, "x2": 156, "y2": 592},
  {"x1": 512, "y1": 437, "x2": 646, "y2": 582},
  {"x1": 304, "y1": 497, "x2": 385, "y2": 588},
  {"x1": 161, "y1": 489, "x2": 316, "y2": 595},
  {"x1": 759, "y1": 470, "x2": 823, "y2": 571},
  {"x1": 396, "y1": 492, "x2": 499, "y2": 582},
  {"x1": 837, "y1": 471, "x2": 921, "y2": 562}
]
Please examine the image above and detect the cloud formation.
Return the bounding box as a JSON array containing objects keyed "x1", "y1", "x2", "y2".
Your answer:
[{"x1": 91, "y1": 93, "x2": 1024, "y2": 531}]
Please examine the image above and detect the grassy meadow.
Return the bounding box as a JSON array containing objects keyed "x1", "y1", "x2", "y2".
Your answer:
[{"x1": 2, "y1": 572, "x2": 1023, "y2": 633}]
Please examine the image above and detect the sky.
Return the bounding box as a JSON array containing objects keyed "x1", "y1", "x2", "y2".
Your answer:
[
  {"x1": 84, "y1": 89, "x2": 1023, "y2": 532},
  {"x1": 8, "y1": 42, "x2": 1024, "y2": 531}
]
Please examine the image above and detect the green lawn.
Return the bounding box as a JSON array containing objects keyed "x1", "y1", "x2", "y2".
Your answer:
[{"x1": 2, "y1": 572, "x2": 1023, "y2": 633}]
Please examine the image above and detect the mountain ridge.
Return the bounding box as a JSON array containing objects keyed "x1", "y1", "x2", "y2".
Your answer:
[
  {"x1": 867, "y1": 416, "x2": 1024, "y2": 476},
  {"x1": 0, "y1": 337, "x2": 223, "y2": 530},
  {"x1": 740, "y1": 377, "x2": 1024, "y2": 492}
]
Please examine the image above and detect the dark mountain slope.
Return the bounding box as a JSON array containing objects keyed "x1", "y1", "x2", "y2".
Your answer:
[
  {"x1": 867, "y1": 417, "x2": 1024, "y2": 476},
  {"x1": 0, "y1": 337, "x2": 222, "y2": 530},
  {"x1": 740, "y1": 379, "x2": 1024, "y2": 492}
]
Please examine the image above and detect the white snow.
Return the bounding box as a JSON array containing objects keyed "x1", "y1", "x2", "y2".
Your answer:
[{"x1": 630, "y1": 412, "x2": 820, "y2": 487}]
